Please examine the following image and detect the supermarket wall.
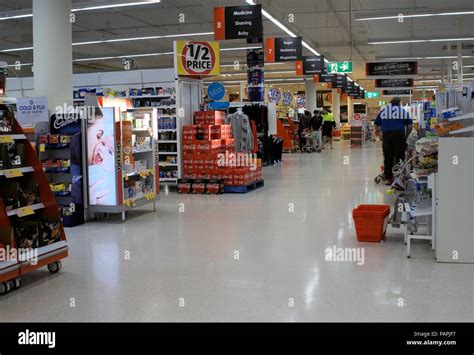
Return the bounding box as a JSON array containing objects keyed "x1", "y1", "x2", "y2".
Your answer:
[{"x1": 5, "y1": 68, "x2": 175, "y2": 99}]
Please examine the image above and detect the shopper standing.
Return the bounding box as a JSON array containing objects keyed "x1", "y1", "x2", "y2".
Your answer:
[
  {"x1": 374, "y1": 97, "x2": 413, "y2": 184},
  {"x1": 298, "y1": 111, "x2": 311, "y2": 151},
  {"x1": 311, "y1": 110, "x2": 323, "y2": 131},
  {"x1": 321, "y1": 107, "x2": 336, "y2": 149}
]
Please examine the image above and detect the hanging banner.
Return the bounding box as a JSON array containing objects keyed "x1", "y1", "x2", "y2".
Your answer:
[
  {"x1": 296, "y1": 94, "x2": 305, "y2": 108},
  {"x1": 16, "y1": 97, "x2": 49, "y2": 125},
  {"x1": 214, "y1": 5, "x2": 263, "y2": 40},
  {"x1": 375, "y1": 78, "x2": 414, "y2": 89},
  {"x1": 282, "y1": 92, "x2": 293, "y2": 106},
  {"x1": 366, "y1": 61, "x2": 418, "y2": 78},
  {"x1": 266, "y1": 37, "x2": 302, "y2": 63},
  {"x1": 175, "y1": 41, "x2": 220, "y2": 76},
  {"x1": 296, "y1": 55, "x2": 325, "y2": 76}
]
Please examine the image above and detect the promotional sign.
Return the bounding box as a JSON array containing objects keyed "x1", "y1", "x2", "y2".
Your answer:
[
  {"x1": 175, "y1": 40, "x2": 220, "y2": 76},
  {"x1": 383, "y1": 89, "x2": 412, "y2": 96},
  {"x1": 214, "y1": 5, "x2": 263, "y2": 40},
  {"x1": 296, "y1": 94, "x2": 305, "y2": 108},
  {"x1": 296, "y1": 55, "x2": 325, "y2": 75},
  {"x1": 282, "y1": 92, "x2": 293, "y2": 106},
  {"x1": 16, "y1": 97, "x2": 49, "y2": 125},
  {"x1": 268, "y1": 88, "x2": 281, "y2": 103},
  {"x1": 87, "y1": 107, "x2": 117, "y2": 206},
  {"x1": 366, "y1": 91, "x2": 380, "y2": 99},
  {"x1": 366, "y1": 61, "x2": 418, "y2": 78},
  {"x1": 266, "y1": 37, "x2": 302, "y2": 63},
  {"x1": 327, "y1": 61, "x2": 352, "y2": 74},
  {"x1": 208, "y1": 82, "x2": 226, "y2": 101},
  {"x1": 375, "y1": 78, "x2": 414, "y2": 89}
]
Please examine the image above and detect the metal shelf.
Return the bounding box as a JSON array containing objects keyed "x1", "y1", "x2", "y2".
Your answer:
[
  {"x1": 7, "y1": 203, "x2": 45, "y2": 217},
  {"x1": 0, "y1": 166, "x2": 35, "y2": 177}
]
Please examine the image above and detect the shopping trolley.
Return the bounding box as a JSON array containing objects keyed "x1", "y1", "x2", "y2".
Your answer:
[{"x1": 302, "y1": 130, "x2": 322, "y2": 153}]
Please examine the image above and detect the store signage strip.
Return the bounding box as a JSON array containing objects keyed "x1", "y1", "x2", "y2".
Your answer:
[
  {"x1": 266, "y1": 37, "x2": 302, "y2": 63},
  {"x1": 366, "y1": 61, "x2": 418, "y2": 78},
  {"x1": 214, "y1": 5, "x2": 263, "y2": 40}
]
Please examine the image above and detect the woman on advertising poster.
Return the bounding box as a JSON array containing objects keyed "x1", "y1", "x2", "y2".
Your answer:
[{"x1": 87, "y1": 107, "x2": 117, "y2": 205}]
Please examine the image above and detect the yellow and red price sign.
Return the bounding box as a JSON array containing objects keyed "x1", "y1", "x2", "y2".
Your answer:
[{"x1": 175, "y1": 40, "x2": 220, "y2": 76}]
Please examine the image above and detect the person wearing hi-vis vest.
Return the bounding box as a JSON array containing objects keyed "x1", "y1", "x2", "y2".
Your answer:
[{"x1": 321, "y1": 107, "x2": 336, "y2": 149}]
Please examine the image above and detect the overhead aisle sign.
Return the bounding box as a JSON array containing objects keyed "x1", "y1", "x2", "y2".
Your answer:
[
  {"x1": 296, "y1": 55, "x2": 325, "y2": 75},
  {"x1": 375, "y1": 78, "x2": 414, "y2": 89},
  {"x1": 214, "y1": 5, "x2": 263, "y2": 40},
  {"x1": 327, "y1": 61, "x2": 352, "y2": 74},
  {"x1": 366, "y1": 61, "x2": 418, "y2": 78},
  {"x1": 175, "y1": 41, "x2": 220, "y2": 76},
  {"x1": 266, "y1": 37, "x2": 302, "y2": 62},
  {"x1": 383, "y1": 89, "x2": 412, "y2": 96}
]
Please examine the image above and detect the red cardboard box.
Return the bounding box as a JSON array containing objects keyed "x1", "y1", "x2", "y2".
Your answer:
[
  {"x1": 183, "y1": 125, "x2": 199, "y2": 141},
  {"x1": 205, "y1": 111, "x2": 226, "y2": 125}
]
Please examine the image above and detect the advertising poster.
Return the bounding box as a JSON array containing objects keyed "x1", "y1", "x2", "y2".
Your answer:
[
  {"x1": 175, "y1": 40, "x2": 220, "y2": 76},
  {"x1": 87, "y1": 107, "x2": 117, "y2": 206}
]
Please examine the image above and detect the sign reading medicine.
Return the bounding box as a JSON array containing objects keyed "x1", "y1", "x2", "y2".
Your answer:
[
  {"x1": 16, "y1": 97, "x2": 49, "y2": 126},
  {"x1": 266, "y1": 37, "x2": 302, "y2": 63},
  {"x1": 175, "y1": 41, "x2": 220, "y2": 76},
  {"x1": 327, "y1": 61, "x2": 352, "y2": 74},
  {"x1": 214, "y1": 5, "x2": 263, "y2": 40}
]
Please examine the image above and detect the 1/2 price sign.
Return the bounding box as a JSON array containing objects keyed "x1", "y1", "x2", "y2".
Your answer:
[{"x1": 175, "y1": 41, "x2": 220, "y2": 76}]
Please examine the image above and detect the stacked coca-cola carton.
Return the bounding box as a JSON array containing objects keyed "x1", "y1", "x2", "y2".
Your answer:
[{"x1": 181, "y1": 110, "x2": 262, "y2": 190}]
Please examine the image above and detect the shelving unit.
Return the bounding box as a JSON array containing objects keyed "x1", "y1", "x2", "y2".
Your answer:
[{"x1": 0, "y1": 117, "x2": 68, "y2": 295}]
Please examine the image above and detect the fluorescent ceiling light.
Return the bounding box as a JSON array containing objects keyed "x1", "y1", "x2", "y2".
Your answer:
[
  {"x1": 369, "y1": 37, "x2": 474, "y2": 45},
  {"x1": 0, "y1": 1, "x2": 161, "y2": 22},
  {"x1": 1, "y1": 32, "x2": 214, "y2": 53},
  {"x1": 220, "y1": 46, "x2": 262, "y2": 51},
  {"x1": 73, "y1": 46, "x2": 257, "y2": 62},
  {"x1": 0, "y1": 14, "x2": 32, "y2": 21},
  {"x1": 356, "y1": 10, "x2": 474, "y2": 21},
  {"x1": 71, "y1": 1, "x2": 160, "y2": 12},
  {"x1": 377, "y1": 55, "x2": 474, "y2": 60},
  {"x1": 246, "y1": 0, "x2": 297, "y2": 37}
]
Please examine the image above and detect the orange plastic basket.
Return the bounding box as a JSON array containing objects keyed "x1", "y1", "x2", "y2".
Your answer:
[{"x1": 353, "y1": 204, "x2": 391, "y2": 242}]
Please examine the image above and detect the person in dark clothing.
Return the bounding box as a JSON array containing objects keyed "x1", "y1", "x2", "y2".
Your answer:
[
  {"x1": 374, "y1": 97, "x2": 413, "y2": 184},
  {"x1": 310, "y1": 110, "x2": 323, "y2": 131},
  {"x1": 298, "y1": 112, "x2": 311, "y2": 151}
]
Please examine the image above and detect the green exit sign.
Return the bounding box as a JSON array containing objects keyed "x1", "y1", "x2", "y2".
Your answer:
[
  {"x1": 378, "y1": 100, "x2": 387, "y2": 106},
  {"x1": 327, "y1": 61, "x2": 352, "y2": 74},
  {"x1": 366, "y1": 92, "x2": 380, "y2": 99}
]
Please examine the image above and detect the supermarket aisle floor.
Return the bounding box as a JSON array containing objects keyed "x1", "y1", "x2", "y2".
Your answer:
[{"x1": 1, "y1": 142, "x2": 473, "y2": 322}]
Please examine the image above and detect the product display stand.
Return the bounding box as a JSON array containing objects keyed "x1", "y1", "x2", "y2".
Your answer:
[
  {"x1": 0, "y1": 117, "x2": 68, "y2": 295},
  {"x1": 84, "y1": 98, "x2": 160, "y2": 221}
]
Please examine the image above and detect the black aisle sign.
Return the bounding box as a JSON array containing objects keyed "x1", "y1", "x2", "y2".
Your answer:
[
  {"x1": 345, "y1": 81, "x2": 355, "y2": 95},
  {"x1": 274, "y1": 37, "x2": 302, "y2": 62},
  {"x1": 214, "y1": 5, "x2": 263, "y2": 40},
  {"x1": 318, "y1": 73, "x2": 336, "y2": 84},
  {"x1": 299, "y1": 55, "x2": 325, "y2": 75},
  {"x1": 334, "y1": 74, "x2": 346, "y2": 89},
  {"x1": 383, "y1": 89, "x2": 412, "y2": 96},
  {"x1": 366, "y1": 61, "x2": 418, "y2": 77},
  {"x1": 375, "y1": 78, "x2": 414, "y2": 88}
]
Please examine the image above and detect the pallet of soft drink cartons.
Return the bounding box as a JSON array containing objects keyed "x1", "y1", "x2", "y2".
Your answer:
[{"x1": 181, "y1": 110, "x2": 263, "y2": 193}]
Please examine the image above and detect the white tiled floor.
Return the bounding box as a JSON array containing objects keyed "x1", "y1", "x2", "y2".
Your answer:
[{"x1": 1, "y1": 141, "x2": 473, "y2": 321}]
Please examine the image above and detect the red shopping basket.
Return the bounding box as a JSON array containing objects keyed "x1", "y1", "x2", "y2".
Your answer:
[{"x1": 353, "y1": 204, "x2": 391, "y2": 242}]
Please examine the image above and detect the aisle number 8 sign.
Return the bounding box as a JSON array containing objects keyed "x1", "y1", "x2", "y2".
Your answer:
[{"x1": 176, "y1": 40, "x2": 220, "y2": 76}]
